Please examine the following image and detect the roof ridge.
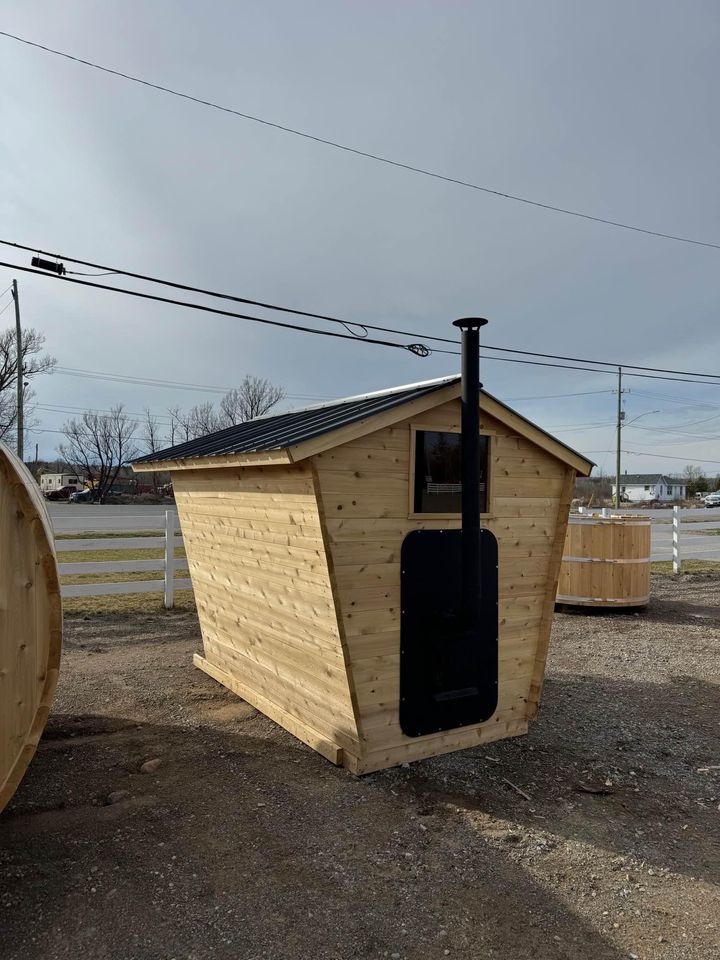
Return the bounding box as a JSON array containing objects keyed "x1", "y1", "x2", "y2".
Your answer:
[{"x1": 245, "y1": 374, "x2": 460, "y2": 425}]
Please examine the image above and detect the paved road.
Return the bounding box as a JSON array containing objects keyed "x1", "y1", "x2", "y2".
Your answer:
[
  {"x1": 50, "y1": 503, "x2": 720, "y2": 561},
  {"x1": 49, "y1": 504, "x2": 176, "y2": 533}
]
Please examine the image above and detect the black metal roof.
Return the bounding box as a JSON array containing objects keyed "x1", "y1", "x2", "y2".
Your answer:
[{"x1": 133, "y1": 376, "x2": 460, "y2": 465}]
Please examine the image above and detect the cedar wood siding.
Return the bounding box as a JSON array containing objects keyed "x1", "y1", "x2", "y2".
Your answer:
[
  {"x1": 312, "y1": 397, "x2": 576, "y2": 773},
  {"x1": 172, "y1": 461, "x2": 360, "y2": 761}
]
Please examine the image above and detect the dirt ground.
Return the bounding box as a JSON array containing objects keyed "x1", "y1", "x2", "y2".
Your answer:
[{"x1": 1, "y1": 574, "x2": 718, "y2": 960}]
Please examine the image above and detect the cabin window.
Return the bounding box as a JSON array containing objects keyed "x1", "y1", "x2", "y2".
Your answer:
[{"x1": 413, "y1": 430, "x2": 489, "y2": 514}]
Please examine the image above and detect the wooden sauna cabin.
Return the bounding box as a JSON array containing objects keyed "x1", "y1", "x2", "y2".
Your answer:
[
  {"x1": 0, "y1": 443, "x2": 62, "y2": 813},
  {"x1": 132, "y1": 376, "x2": 593, "y2": 774}
]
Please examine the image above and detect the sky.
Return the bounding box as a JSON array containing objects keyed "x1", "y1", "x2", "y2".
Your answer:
[{"x1": 1, "y1": 0, "x2": 719, "y2": 476}]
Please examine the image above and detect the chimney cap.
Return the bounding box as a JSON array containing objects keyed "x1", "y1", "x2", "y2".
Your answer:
[{"x1": 453, "y1": 317, "x2": 489, "y2": 330}]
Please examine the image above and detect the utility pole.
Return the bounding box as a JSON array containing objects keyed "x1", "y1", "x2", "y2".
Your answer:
[
  {"x1": 615, "y1": 366, "x2": 624, "y2": 509},
  {"x1": 12, "y1": 280, "x2": 23, "y2": 461}
]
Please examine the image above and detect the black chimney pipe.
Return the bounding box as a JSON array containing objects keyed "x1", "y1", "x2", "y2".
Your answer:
[{"x1": 452, "y1": 317, "x2": 488, "y2": 629}]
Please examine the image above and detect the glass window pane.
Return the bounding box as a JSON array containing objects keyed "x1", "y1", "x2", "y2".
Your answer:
[{"x1": 414, "y1": 431, "x2": 488, "y2": 513}]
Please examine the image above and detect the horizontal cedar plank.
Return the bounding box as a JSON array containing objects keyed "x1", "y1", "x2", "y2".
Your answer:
[
  {"x1": 493, "y1": 476, "x2": 565, "y2": 498},
  {"x1": 354, "y1": 664, "x2": 535, "y2": 706},
  {"x1": 318, "y1": 430, "x2": 412, "y2": 455},
  {"x1": 188, "y1": 551, "x2": 333, "y2": 603},
  {"x1": 186, "y1": 541, "x2": 330, "y2": 593},
  {"x1": 180, "y1": 490, "x2": 318, "y2": 505},
  {"x1": 324, "y1": 504, "x2": 562, "y2": 541},
  {"x1": 315, "y1": 447, "x2": 409, "y2": 469},
  {"x1": 344, "y1": 628, "x2": 538, "y2": 663},
  {"x1": 180, "y1": 463, "x2": 310, "y2": 483},
  {"x1": 202, "y1": 638, "x2": 359, "y2": 753},
  {"x1": 330, "y1": 535, "x2": 553, "y2": 571},
  {"x1": 351, "y1": 718, "x2": 528, "y2": 774},
  {"x1": 489, "y1": 498, "x2": 562, "y2": 517},
  {"x1": 351, "y1": 646, "x2": 536, "y2": 687},
  {"x1": 359, "y1": 689, "x2": 530, "y2": 739},
  {"x1": 177, "y1": 474, "x2": 315, "y2": 495},
  {"x1": 192, "y1": 572, "x2": 338, "y2": 635},
  {"x1": 195, "y1": 655, "x2": 343, "y2": 766},
  {"x1": 179, "y1": 513, "x2": 323, "y2": 542},
  {"x1": 180, "y1": 518, "x2": 325, "y2": 553},
  {"x1": 176, "y1": 498, "x2": 322, "y2": 527},
  {"x1": 491, "y1": 457, "x2": 566, "y2": 478},
  {"x1": 333, "y1": 555, "x2": 550, "y2": 590},
  {"x1": 359, "y1": 675, "x2": 531, "y2": 726},
  {"x1": 202, "y1": 633, "x2": 356, "y2": 734},
  {"x1": 343, "y1": 604, "x2": 550, "y2": 634},
  {"x1": 185, "y1": 527, "x2": 327, "y2": 570},
  {"x1": 194, "y1": 580, "x2": 343, "y2": 657},
  {"x1": 317, "y1": 474, "x2": 409, "y2": 497},
  {"x1": 197, "y1": 594, "x2": 344, "y2": 666},
  {"x1": 201, "y1": 618, "x2": 350, "y2": 700}
]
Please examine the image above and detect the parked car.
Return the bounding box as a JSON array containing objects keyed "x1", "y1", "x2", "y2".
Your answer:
[
  {"x1": 69, "y1": 488, "x2": 99, "y2": 504},
  {"x1": 703, "y1": 492, "x2": 720, "y2": 508},
  {"x1": 44, "y1": 485, "x2": 78, "y2": 502}
]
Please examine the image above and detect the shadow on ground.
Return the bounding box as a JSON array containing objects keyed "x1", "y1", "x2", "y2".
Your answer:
[{"x1": 2, "y1": 711, "x2": 630, "y2": 960}]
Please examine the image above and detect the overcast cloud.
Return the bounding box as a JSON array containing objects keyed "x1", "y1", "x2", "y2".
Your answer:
[{"x1": 1, "y1": 0, "x2": 719, "y2": 476}]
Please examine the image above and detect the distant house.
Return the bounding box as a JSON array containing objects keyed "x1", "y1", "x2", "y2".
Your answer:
[
  {"x1": 612, "y1": 474, "x2": 686, "y2": 503},
  {"x1": 39, "y1": 473, "x2": 84, "y2": 494}
]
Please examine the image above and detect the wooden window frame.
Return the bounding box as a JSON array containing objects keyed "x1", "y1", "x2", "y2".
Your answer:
[{"x1": 408, "y1": 424, "x2": 493, "y2": 520}]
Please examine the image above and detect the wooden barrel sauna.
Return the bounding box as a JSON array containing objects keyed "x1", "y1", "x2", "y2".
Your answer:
[
  {"x1": 557, "y1": 514, "x2": 651, "y2": 608},
  {"x1": 0, "y1": 443, "x2": 62, "y2": 813}
]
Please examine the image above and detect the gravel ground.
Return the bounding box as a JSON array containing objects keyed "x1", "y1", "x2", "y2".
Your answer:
[{"x1": 1, "y1": 573, "x2": 718, "y2": 960}]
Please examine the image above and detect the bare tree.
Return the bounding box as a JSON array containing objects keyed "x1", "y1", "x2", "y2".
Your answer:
[
  {"x1": 0, "y1": 327, "x2": 56, "y2": 444},
  {"x1": 219, "y1": 376, "x2": 284, "y2": 427},
  {"x1": 167, "y1": 406, "x2": 183, "y2": 446},
  {"x1": 59, "y1": 406, "x2": 139, "y2": 503},
  {"x1": 141, "y1": 409, "x2": 164, "y2": 494},
  {"x1": 188, "y1": 401, "x2": 221, "y2": 438},
  {"x1": 683, "y1": 464, "x2": 708, "y2": 497}
]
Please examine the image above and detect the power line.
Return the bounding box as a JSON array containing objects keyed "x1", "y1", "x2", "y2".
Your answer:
[
  {"x1": 585, "y1": 449, "x2": 720, "y2": 466},
  {"x1": 505, "y1": 389, "x2": 614, "y2": 402},
  {"x1": 53, "y1": 365, "x2": 336, "y2": 401},
  {"x1": 0, "y1": 260, "x2": 430, "y2": 357},
  {"x1": 633, "y1": 390, "x2": 720, "y2": 409},
  {"x1": 4, "y1": 238, "x2": 720, "y2": 384},
  {"x1": 7, "y1": 256, "x2": 720, "y2": 387},
  {"x1": 2, "y1": 31, "x2": 719, "y2": 252}
]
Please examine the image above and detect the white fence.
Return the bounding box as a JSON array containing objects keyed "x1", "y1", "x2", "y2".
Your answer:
[
  {"x1": 57, "y1": 511, "x2": 192, "y2": 608},
  {"x1": 654, "y1": 506, "x2": 720, "y2": 573},
  {"x1": 577, "y1": 505, "x2": 720, "y2": 572}
]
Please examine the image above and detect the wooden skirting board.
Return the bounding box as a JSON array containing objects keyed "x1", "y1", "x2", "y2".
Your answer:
[{"x1": 193, "y1": 654, "x2": 345, "y2": 767}]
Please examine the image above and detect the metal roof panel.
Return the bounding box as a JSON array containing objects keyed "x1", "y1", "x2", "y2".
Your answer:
[{"x1": 133, "y1": 377, "x2": 460, "y2": 465}]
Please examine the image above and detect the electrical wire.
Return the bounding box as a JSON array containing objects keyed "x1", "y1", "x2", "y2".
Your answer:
[
  {"x1": 4, "y1": 238, "x2": 720, "y2": 383},
  {"x1": 0, "y1": 260, "x2": 429, "y2": 357},
  {"x1": 504, "y1": 389, "x2": 614, "y2": 402},
  {"x1": 2, "y1": 31, "x2": 720, "y2": 252},
  {"x1": 584, "y1": 449, "x2": 720, "y2": 466},
  {"x1": 53, "y1": 366, "x2": 335, "y2": 401},
  {"x1": 0, "y1": 298, "x2": 14, "y2": 318},
  {"x1": 7, "y1": 255, "x2": 720, "y2": 387}
]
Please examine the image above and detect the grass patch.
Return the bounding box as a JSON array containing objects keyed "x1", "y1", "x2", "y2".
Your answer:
[
  {"x1": 55, "y1": 529, "x2": 166, "y2": 540},
  {"x1": 651, "y1": 560, "x2": 720, "y2": 575},
  {"x1": 61, "y1": 571, "x2": 169, "y2": 586},
  {"x1": 62, "y1": 590, "x2": 197, "y2": 618},
  {"x1": 57, "y1": 546, "x2": 186, "y2": 564}
]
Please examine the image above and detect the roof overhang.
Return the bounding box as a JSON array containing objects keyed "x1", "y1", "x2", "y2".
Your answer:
[{"x1": 133, "y1": 380, "x2": 593, "y2": 476}]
